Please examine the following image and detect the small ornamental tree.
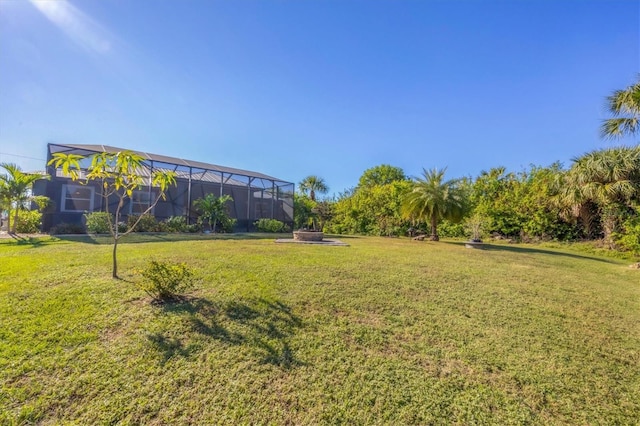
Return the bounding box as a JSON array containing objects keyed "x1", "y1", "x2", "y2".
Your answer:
[
  {"x1": 192, "y1": 193, "x2": 233, "y2": 233},
  {"x1": 49, "y1": 151, "x2": 177, "y2": 278}
]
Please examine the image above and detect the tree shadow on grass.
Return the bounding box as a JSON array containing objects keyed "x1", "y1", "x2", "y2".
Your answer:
[
  {"x1": 54, "y1": 233, "x2": 299, "y2": 246},
  {"x1": 147, "y1": 296, "x2": 304, "y2": 368},
  {"x1": 444, "y1": 241, "x2": 619, "y2": 264},
  {"x1": 0, "y1": 234, "x2": 61, "y2": 248}
]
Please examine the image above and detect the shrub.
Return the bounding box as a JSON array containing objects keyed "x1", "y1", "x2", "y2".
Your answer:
[
  {"x1": 186, "y1": 223, "x2": 201, "y2": 233},
  {"x1": 11, "y1": 209, "x2": 42, "y2": 233},
  {"x1": 139, "y1": 260, "x2": 195, "y2": 302},
  {"x1": 254, "y1": 218, "x2": 288, "y2": 233},
  {"x1": 218, "y1": 217, "x2": 237, "y2": 233},
  {"x1": 128, "y1": 214, "x2": 162, "y2": 232},
  {"x1": 164, "y1": 216, "x2": 187, "y2": 233},
  {"x1": 615, "y1": 213, "x2": 640, "y2": 255},
  {"x1": 49, "y1": 222, "x2": 86, "y2": 235},
  {"x1": 85, "y1": 212, "x2": 112, "y2": 234},
  {"x1": 437, "y1": 219, "x2": 466, "y2": 238}
]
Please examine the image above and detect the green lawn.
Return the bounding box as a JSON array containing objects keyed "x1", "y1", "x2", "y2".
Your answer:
[{"x1": 1, "y1": 234, "x2": 638, "y2": 424}]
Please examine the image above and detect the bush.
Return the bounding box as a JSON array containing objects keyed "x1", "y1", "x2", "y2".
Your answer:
[
  {"x1": 615, "y1": 213, "x2": 640, "y2": 255},
  {"x1": 186, "y1": 223, "x2": 201, "y2": 233},
  {"x1": 49, "y1": 222, "x2": 86, "y2": 235},
  {"x1": 218, "y1": 217, "x2": 237, "y2": 233},
  {"x1": 254, "y1": 218, "x2": 288, "y2": 233},
  {"x1": 85, "y1": 212, "x2": 112, "y2": 234},
  {"x1": 139, "y1": 260, "x2": 195, "y2": 302},
  {"x1": 11, "y1": 209, "x2": 42, "y2": 233},
  {"x1": 437, "y1": 219, "x2": 466, "y2": 238},
  {"x1": 128, "y1": 214, "x2": 163, "y2": 232},
  {"x1": 164, "y1": 216, "x2": 187, "y2": 233}
]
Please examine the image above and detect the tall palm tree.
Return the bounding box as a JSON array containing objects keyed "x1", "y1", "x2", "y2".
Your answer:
[
  {"x1": 601, "y1": 77, "x2": 640, "y2": 139},
  {"x1": 401, "y1": 168, "x2": 467, "y2": 241},
  {"x1": 0, "y1": 163, "x2": 46, "y2": 233},
  {"x1": 299, "y1": 175, "x2": 328, "y2": 202},
  {"x1": 559, "y1": 146, "x2": 640, "y2": 246}
]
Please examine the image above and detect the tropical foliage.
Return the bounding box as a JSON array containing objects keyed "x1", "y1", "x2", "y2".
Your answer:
[
  {"x1": 601, "y1": 76, "x2": 640, "y2": 139},
  {"x1": 401, "y1": 168, "x2": 467, "y2": 241},
  {"x1": 558, "y1": 146, "x2": 640, "y2": 247},
  {"x1": 298, "y1": 175, "x2": 328, "y2": 202},
  {"x1": 192, "y1": 194, "x2": 233, "y2": 233},
  {"x1": 0, "y1": 163, "x2": 48, "y2": 233}
]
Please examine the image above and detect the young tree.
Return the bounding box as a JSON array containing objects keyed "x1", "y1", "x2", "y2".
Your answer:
[
  {"x1": 49, "y1": 151, "x2": 176, "y2": 278},
  {"x1": 401, "y1": 168, "x2": 467, "y2": 241},
  {"x1": 298, "y1": 175, "x2": 329, "y2": 202},
  {"x1": 192, "y1": 193, "x2": 233, "y2": 233},
  {"x1": 601, "y1": 77, "x2": 640, "y2": 139},
  {"x1": 0, "y1": 163, "x2": 49, "y2": 234}
]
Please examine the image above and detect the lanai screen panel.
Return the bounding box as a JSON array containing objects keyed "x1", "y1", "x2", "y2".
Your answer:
[{"x1": 46, "y1": 143, "x2": 294, "y2": 230}]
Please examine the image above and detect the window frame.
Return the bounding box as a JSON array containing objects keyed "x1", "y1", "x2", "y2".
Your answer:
[
  {"x1": 61, "y1": 184, "x2": 95, "y2": 213},
  {"x1": 129, "y1": 189, "x2": 155, "y2": 215}
]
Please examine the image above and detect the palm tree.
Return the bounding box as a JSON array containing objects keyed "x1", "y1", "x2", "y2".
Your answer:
[
  {"x1": 401, "y1": 168, "x2": 467, "y2": 241},
  {"x1": 0, "y1": 163, "x2": 47, "y2": 234},
  {"x1": 298, "y1": 175, "x2": 328, "y2": 202},
  {"x1": 559, "y1": 146, "x2": 640, "y2": 246},
  {"x1": 193, "y1": 194, "x2": 233, "y2": 233},
  {"x1": 601, "y1": 77, "x2": 640, "y2": 139}
]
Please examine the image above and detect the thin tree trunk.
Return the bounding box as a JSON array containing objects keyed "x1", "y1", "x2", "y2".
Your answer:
[{"x1": 112, "y1": 237, "x2": 119, "y2": 279}]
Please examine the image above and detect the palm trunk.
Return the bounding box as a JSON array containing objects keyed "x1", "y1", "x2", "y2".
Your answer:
[
  {"x1": 12, "y1": 209, "x2": 18, "y2": 233},
  {"x1": 429, "y1": 217, "x2": 439, "y2": 241},
  {"x1": 602, "y1": 214, "x2": 617, "y2": 250}
]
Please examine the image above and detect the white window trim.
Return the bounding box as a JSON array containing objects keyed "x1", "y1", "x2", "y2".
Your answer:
[
  {"x1": 61, "y1": 184, "x2": 95, "y2": 212},
  {"x1": 130, "y1": 189, "x2": 155, "y2": 215}
]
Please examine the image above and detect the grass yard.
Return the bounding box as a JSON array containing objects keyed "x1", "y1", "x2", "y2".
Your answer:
[{"x1": 1, "y1": 234, "x2": 639, "y2": 424}]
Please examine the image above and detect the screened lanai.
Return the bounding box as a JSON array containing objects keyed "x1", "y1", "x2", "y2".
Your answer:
[{"x1": 38, "y1": 143, "x2": 294, "y2": 232}]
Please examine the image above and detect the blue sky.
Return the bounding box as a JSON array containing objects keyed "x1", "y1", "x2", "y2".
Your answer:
[{"x1": 0, "y1": 0, "x2": 638, "y2": 195}]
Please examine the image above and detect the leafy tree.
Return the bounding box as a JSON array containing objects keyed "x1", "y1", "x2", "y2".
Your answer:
[
  {"x1": 471, "y1": 167, "x2": 523, "y2": 237},
  {"x1": 401, "y1": 168, "x2": 467, "y2": 241},
  {"x1": 0, "y1": 163, "x2": 49, "y2": 234},
  {"x1": 293, "y1": 193, "x2": 315, "y2": 229},
  {"x1": 601, "y1": 77, "x2": 640, "y2": 139},
  {"x1": 358, "y1": 164, "x2": 407, "y2": 188},
  {"x1": 298, "y1": 175, "x2": 329, "y2": 202},
  {"x1": 328, "y1": 181, "x2": 412, "y2": 236},
  {"x1": 49, "y1": 151, "x2": 177, "y2": 278},
  {"x1": 312, "y1": 200, "x2": 334, "y2": 232},
  {"x1": 559, "y1": 146, "x2": 640, "y2": 247},
  {"x1": 192, "y1": 193, "x2": 233, "y2": 233}
]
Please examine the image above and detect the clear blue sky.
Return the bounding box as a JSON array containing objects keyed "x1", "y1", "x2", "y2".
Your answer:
[{"x1": 1, "y1": 0, "x2": 638, "y2": 195}]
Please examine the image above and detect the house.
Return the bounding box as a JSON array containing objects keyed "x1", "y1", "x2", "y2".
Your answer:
[{"x1": 35, "y1": 143, "x2": 295, "y2": 232}]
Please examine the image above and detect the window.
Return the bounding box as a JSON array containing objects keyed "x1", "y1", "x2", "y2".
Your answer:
[
  {"x1": 62, "y1": 184, "x2": 94, "y2": 212},
  {"x1": 130, "y1": 190, "x2": 154, "y2": 214}
]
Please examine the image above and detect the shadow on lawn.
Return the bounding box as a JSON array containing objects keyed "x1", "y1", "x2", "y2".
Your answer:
[
  {"x1": 55, "y1": 232, "x2": 292, "y2": 245},
  {"x1": 445, "y1": 241, "x2": 618, "y2": 264},
  {"x1": 147, "y1": 297, "x2": 303, "y2": 368},
  {"x1": 0, "y1": 234, "x2": 61, "y2": 248}
]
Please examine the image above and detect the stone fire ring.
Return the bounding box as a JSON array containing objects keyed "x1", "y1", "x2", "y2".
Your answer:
[{"x1": 293, "y1": 230, "x2": 324, "y2": 242}]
